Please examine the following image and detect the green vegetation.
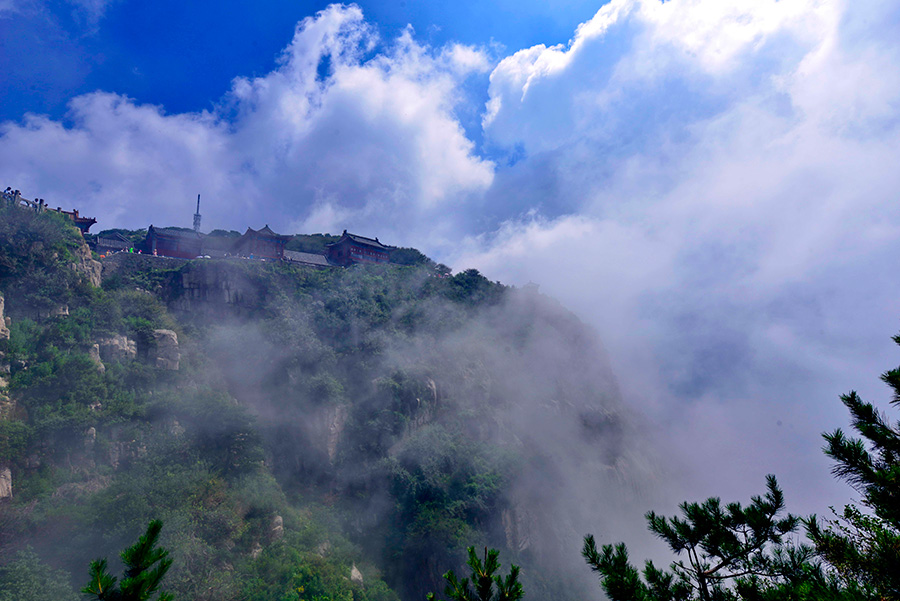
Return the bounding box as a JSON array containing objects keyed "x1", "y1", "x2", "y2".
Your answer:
[
  {"x1": 806, "y1": 334, "x2": 900, "y2": 599},
  {"x1": 427, "y1": 547, "x2": 524, "y2": 601},
  {"x1": 286, "y1": 233, "x2": 341, "y2": 254},
  {"x1": 0, "y1": 548, "x2": 79, "y2": 601},
  {"x1": 83, "y1": 520, "x2": 173, "y2": 601},
  {"x1": 203, "y1": 229, "x2": 241, "y2": 252},
  {"x1": 582, "y1": 477, "x2": 858, "y2": 600},
  {"x1": 0, "y1": 204, "x2": 89, "y2": 315}
]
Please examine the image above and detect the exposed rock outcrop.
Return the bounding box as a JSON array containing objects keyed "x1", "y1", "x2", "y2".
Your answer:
[
  {"x1": 350, "y1": 564, "x2": 364, "y2": 585},
  {"x1": 74, "y1": 241, "x2": 102, "y2": 287},
  {"x1": 0, "y1": 295, "x2": 9, "y2": 341},
  {"x1": 40, "y1": 304, "x2": 69, "y2": 318},
  {"x1": 0, "y1": 297, "x2": 9, "y2": 397},
  {"x1": 98, "y1": 335, "x2": 137, "y2": 362},
  {"x1": 271, "y1": 515, "x2": 284, "y2": 540},
  {"x1": 0, "y1": 354, "x2": 8, "y2": 392},
  {"x1": 151, "y1": 329, "x2": 180, "y2": 370},
  {"x1": 51, "y1": 476, "x2": 110, "y2": 499},
  {"x1": 89, "y1": 343, "x2": 105, "y2": 373},
  {"x1": 108, "y1": 440, "x2": 147, "y2": 469},
  {"x1": 327, "y1": 405, "x2": 348, "y2": 463},
  {"x1": 84, "y1": 426, "x2": 97, "y2": 451},
  {"x1": 172, "y1": 262, "x2": 263, "y2": 315},
  {"x1": 0, "y1": 467, "x2": 11, "y2": 499},
  {"x1": 502, "y1": 506, "x2": 535, "y2": 553}
]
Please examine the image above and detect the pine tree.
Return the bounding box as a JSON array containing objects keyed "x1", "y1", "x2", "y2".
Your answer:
[
  {"x1": 581, "y1": 476, "x2": 856, "y2": 601},
  {"x1": 82, "y1": 520, "x2": 173, "y2": 601},
  {"x1": 426, "y1": 546, "x2": 524, "y2": 601},
  {"x1": 806, "y1": 333, "x2": 900, "y2": 598}
]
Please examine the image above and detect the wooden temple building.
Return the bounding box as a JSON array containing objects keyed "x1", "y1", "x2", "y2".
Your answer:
[
  {"x1": 56, "y1": 208, "x2": 97, "y2": 235},
  {"x1": 232, "y1": 226, "x2": 291, "y2": 260},
  {"x1": 325, "y1": 230, "x2": 391, "y2": 266},
  {"x1": 144, "y1": 226, "x2": 203, "y2": 259},
  {"x1": 143, "y1": 224, "x2": 319, "y2": 262}
]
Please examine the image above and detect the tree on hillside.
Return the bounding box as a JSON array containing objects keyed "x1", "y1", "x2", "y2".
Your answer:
[
  {"x1": 82, "y1": 520, "x2": 173, "y2": 601},
  {"x1": 426, "y1": 546, "x2": 524, "y2": 601},
  {"x1": 582, "y1": 476, "x2": 857, "y2": 601},
  {"x1": 806, "y1": 333, "x2": 900, "y2": 598},
  {"x1": 0, "y1": 548, "x2": 79, "y2": 601}
]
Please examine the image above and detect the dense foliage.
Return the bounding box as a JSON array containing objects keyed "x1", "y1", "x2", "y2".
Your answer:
[{"x1": 83, "y1": 520, "x2": 173, "y2": 601}]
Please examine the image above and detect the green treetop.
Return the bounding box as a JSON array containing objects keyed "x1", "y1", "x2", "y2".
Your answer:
[
  {"x1": 582, "y1": 475, "x2": 858, "y2": 601},
  {"x1": 427, "y1": 547, "x2": 524, "y2": 601},
  {"x1": 806, "y1": 332, "x2": 900, "y2": 598},
  {"x1": 82, "y1": 520, "x2": 173, "y2": 601}
]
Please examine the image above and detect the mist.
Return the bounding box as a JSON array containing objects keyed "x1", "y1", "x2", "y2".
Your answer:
[{"x1": 172, "y1": 264, "x2": 668, "y2": 600}]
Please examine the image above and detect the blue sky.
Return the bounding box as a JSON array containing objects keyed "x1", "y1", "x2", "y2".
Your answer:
[
  {"x1": 1, "y1": 0, "x2": 601, "y2": 123},
  {"x1": 3, "y1": 0, "x2": 900, "y2": 547}
]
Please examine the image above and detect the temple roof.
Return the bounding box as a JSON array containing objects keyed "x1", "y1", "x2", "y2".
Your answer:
[
  {"x1": 284, "y1": 250, "x2": 330, "y2": 266},
  {"x1": 327, "y1": 230, "x2": 390, "y2": 250},
  {"x1": 147, "y1": 225, "x2": 202, "y2": 239},
  {"x1": 241, "y1": 225, "x2": 291, "y2": 241}
]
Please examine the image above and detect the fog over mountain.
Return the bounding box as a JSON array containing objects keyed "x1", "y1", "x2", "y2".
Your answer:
[{"x1": 2, "y1": 0, "x2": 900, "y2": 537}]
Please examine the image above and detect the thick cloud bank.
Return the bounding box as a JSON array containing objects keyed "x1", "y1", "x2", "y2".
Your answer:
[
  {"x1": 3, "y1": 0, "x2": 900, "y2": 516},
  {"x1": 460, "y1": 0, "x2": 900, "y2": 509}
]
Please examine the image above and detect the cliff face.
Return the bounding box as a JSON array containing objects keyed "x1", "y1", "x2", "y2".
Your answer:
[{"x1": 166, "y1": 261, "x2": 258, "y2": 312}]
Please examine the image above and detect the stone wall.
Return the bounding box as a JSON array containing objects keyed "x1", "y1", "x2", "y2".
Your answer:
[{"x1": 172, "y1": 261, "x2": 263, "y2": 314}]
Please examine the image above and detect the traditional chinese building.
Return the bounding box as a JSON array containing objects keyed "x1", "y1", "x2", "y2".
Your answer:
[
  {"x1": 144, "y1": 226, "x2": 203, "y2": 259},
  {"x1": 54, "y1": 208, "x2": 97, "y2": 234},
  {"x1": 284, "y1": 250, "x2": 331, "y2": 268},
  {"x1": 94, "y1": 232, "x2": 132, "y2": 255},
  {"x1": 2, "y1": 187, "x2": 96, "y2": 235},
  {"x1": 325, "y1": 231, "x2": 391, "y2": 266},
  {"x1": 232, "y1": 225, "x2": 291, "y2": 260}
]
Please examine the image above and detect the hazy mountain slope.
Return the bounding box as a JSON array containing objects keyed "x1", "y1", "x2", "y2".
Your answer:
[{"x1": 0, "y1": 205, "x2": 655, "y2": 601}]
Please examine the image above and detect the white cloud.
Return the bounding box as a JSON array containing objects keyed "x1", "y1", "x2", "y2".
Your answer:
[
  {"x1": 461, "y1": 0, "x2": 900, "y2": 512},
  {"x1": 66, "y1": 0, "x2": 115, "y2": 25},
  {"x1": 0, "y1": 4, "x2": 493, "y2": 240}
]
